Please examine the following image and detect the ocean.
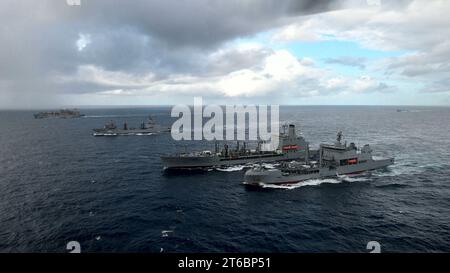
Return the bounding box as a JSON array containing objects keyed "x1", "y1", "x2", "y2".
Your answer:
[{"x1": 0, "y1": 106, "x2": 449, "y2": 252}]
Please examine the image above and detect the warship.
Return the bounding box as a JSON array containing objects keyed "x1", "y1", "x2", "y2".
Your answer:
[
  {"x1": 34, "y1": 109, "x2": 85, "y2": 119},
  {"x1": 244, "y1": 131, "x2": 394, "y2": 186},
  {"x1": 161, "y1": 124, "x2": 314, "y2": 170},
  {"x1": 93, "y1": 116, "x2": 170, "y2": 136}
]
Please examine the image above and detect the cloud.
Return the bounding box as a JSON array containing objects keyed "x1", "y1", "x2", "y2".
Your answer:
[
  {"x1": 324, "y1": 57, "x2": 367, "y2": 69},
  {"x1": 420, "y1": 79, "x2": 450, "y2": 94},
  {"x1": 76, "y1": 33, "x2": 91, "y2": 51},
  {"x1": 0, "y1": 0, "x2": 448, "y2": 108},
  {"x1": 0, "y1": 0, "x2": 349, "y2": 108},
  {"x1": 58, "y1": 48, "x2": 393, "y2": 101},
  {"x1": 271, "y1": 0, "x2": 450, "y2": 95},
  {"x1": 73, "y1": 0, "x2": 343, "y2": 49}
]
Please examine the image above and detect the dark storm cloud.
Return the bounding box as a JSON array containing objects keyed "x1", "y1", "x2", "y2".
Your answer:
[
  {"x1": 285, "y1": 0, "x2": 342, "y2": 16},
  {"x1": 71, "y1": 0, "x2": 344, "y2": 48},
  {"x1": 0, "y1": 0, "x2": 345, "y2": 108}
]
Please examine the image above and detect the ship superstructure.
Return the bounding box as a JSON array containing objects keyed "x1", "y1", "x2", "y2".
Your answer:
[
  {"x1": 93, "y1": 116, "x2": 170, "y2": 136},
  {"x1": 244, "y1": 131, "x2": 394, "y2": 186},
  {"x1": 161, "y1": 124, "x2": 313, "y2": 170}
]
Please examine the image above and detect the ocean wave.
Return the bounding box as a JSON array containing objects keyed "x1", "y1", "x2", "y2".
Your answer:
[
  {"x1": 259, "y1": 178, "x2": 342, "y2": 190},
  {"x1": 215, "y1": 163, "x2": 279, "y2": 172},
  {"x1": 372, "y1": 163, "x2": 416, "y2": 177},
  {"x1": 161, "y1": 230, "x2": 174, "y2": 237},
  {"x1": 216, "y1": 165, "x2": 246, "y2": 172},
  {"x1": 373, "y1": 161, "x2": 449, "y2": 178},
  {"x1": 337, "y1": 174, "x2": 370, "y2": 182},
  {"x1": 258, "y1": 174, "x2": 369, "y2": 190},
  {"x1": 375, "y1": 183, "x2": 410, "y2": 189},
  {"x1": 261, "y1": 163, "x2": 279, "y2": 169}
]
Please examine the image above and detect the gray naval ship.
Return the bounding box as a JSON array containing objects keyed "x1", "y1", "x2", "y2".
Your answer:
[
  {"x1": 93, "y1": 116, "x2": 170, "y2": 136},
  {"x1": 34, "y1": 109, "x2": 85, "y2": 119},
  {"x1": 161, "y1": 124, "x2": 313, "y2": 170},
  {"x1": 244, "y1": 131, "x2": 394, "y2": 186}
]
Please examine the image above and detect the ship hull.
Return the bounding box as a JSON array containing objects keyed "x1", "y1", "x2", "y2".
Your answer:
[
  {"x1": 244, "y1": 158, "x2": 394, "y2": 186},
  {"x1": 161, "y1": 155, "x2": 220, "y2": 169},
  {"x1": 93, "y1": 128, "x2": 170, "y2": 136},
  {"x1": 161, "y1": 150, "x2": 312, "y2": 170},
  {"x1": 161, "y1": 123, "x2": 312, "y2": 170}
]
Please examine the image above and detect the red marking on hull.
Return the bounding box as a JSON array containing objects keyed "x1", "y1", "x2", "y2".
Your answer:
[{"x1": 282, "y1": 145, "x2": 300, "y2": 151}]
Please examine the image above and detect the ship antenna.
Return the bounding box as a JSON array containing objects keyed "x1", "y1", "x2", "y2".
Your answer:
[
  {"x1": 257, "y1": 140, "x2": 263, "y2": 168},
  {"x1": 283, "y1": 123, "x2": 288, "y2": 135},
  {"x1": 336, "y1": 131, "x2": 343, "y2": 146}
]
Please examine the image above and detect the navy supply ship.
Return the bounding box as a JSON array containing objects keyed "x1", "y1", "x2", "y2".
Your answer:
[
  {"x1": 34, "y1": 109, "x2": 85, "y2": 119},
  {"x1": 93, "y1": 116, "x2": 170, "y2": 136},
  {"x1": 161, "y1": 124, "x2": 314, "y2": 170},
  {"x1": 244, "y1": 131, "x2": 394, "y2": 186}
]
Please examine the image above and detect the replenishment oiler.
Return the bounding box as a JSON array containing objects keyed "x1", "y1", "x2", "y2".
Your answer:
[
  {"x1": 93, "y1": 116, "x2": 170, "y2": 136},
  {"x1": 244, "y1": 131, "x2": 394, "y2": 186},
  {"x1": 161, "y1": 124, "x2": 314, "y2": 170}
]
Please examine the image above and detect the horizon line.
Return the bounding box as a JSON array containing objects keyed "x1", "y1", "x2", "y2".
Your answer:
[{"x1": 1, "y1": 104, "x2": 450, "y2": 111}]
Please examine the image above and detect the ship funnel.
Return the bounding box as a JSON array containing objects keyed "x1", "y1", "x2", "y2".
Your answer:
[{"x1": 288, "y1": 124, "x2": 296, "y2": 137}]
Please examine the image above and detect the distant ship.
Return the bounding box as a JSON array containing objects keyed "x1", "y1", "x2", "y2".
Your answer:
[
  {"x1": 244, "y1": 131, "x2": 394, "y2": 186},
  {"x1": 34, "y1": 109, "x2": 85, "y2": 119},
  {"x1": 93, "y1": 116, "x2": 170, "y2": 136},
  {"x1": 161, "y1": 124, "x2": 315, "y2": 170}
]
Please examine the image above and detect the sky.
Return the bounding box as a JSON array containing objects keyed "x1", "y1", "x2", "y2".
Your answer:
[{"x1": 0, "y1": 0, "x2": 450, "y2": 109}]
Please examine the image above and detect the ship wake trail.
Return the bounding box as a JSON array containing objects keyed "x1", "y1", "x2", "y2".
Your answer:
[
  {"x1": 216, "y1": 165, "x2": 247, "y2": 172},
  {"x1": 373, "y1": 161, "x2": 449, "y2": 178},
  {"x1": 258, "y1": 178, "x2": 341, "y2": 190},
  {"x1": 215, "y1": 163, "x2": 279, "y2": 172},
  {"x1": 337, "y1": 174, "x2": 370, "y2": 182},
  {"x1": 258, "y1": 174, "x2": 370, "y2": 190}
]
